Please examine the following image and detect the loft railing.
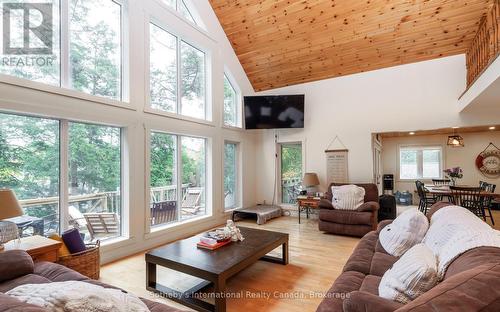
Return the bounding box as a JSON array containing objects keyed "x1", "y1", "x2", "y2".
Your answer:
[{"x1": 466, "y1": 0, "x2": 499, "y2": 87}]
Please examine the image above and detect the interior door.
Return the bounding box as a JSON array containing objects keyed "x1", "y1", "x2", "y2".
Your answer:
[{"x1": 373, "y1": 144, "x2": 383, "y2": 194}]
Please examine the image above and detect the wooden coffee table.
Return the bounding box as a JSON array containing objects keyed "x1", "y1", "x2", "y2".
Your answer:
[{"x1": 146, "y1": 227, "x2": 289, "y2": 312}]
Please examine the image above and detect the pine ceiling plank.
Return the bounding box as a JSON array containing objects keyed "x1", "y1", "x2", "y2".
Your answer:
[{"x1": 209, "y1": 0, "x2": 494, "y2": 91}]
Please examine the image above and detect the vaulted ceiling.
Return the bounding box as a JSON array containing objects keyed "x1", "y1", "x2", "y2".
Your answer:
[{"x1": 209, "y1": 0, "x2": 494, "y2": 91}]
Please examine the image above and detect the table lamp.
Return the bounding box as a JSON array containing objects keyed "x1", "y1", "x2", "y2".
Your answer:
[
  {"x1": 0, "y1": 189, "x2": 23, "y2": 250},
  {"x1": 302, "y1": 173, "x2": 320, "y2": 195}
]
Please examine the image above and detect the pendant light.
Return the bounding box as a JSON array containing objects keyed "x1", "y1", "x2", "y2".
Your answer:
[{"x1": 447, "y1": 128, "x2": 464, "y2": 147}]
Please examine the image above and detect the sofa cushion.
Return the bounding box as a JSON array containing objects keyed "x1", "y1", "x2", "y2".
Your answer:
[
  {"x1": 0, "y1": 293, "x2": 47, "y2": 312},
  {"x1": 444, "y1": 246, "x2": 500, "y2": 280},
  {"x1": 397, "y1": 263, "x2": 500, "y2": 311},
  {"x1": 342, "y1": 231, "x2": 378, "y2": 274},
  {"x1": 379, "y1": 244, "x2": 438, "y2": 304},
  {"x1": 316, "y1": 271, "x2": 365, "y2": 312},
  {"x1": 0, "y1": 274, "x2": 51, "y2": 293},
  {"x1": 379, "y1": 208, "x2": 428, "y2": 257},
  {"x1": 359, "y1": 275, "x2": 381, "y2": 295},
  {"x1": 331, "y1": 185, "x2": 366, "y2": 210},
  {"x1": 319, "y1": 209, "x2": 372, "y2": 225},
  {"x1": 0, "y1": 250, "x2": 34, "y2": 283},
  {"x1": 34, "y1": 261, "x2": 88, "y2": 282},
  {"x1": 370, "y1": 252, "x2": 397, "y2": 277},
  {"x1": 342, "y1": 291, "x2": 404, "y2": 312}
]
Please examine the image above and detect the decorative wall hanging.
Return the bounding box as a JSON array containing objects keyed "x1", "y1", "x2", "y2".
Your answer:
[
  {"x1": 325, "y1": 136, "x2": 349, "y2": 183},
  {"x1": 475, "y1": 142, "x2": 500, "y2": 177}
]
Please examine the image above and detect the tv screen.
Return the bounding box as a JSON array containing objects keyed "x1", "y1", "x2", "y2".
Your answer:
[{"x1": 243, "y1": 95, "x2": 305, "y2": 129}]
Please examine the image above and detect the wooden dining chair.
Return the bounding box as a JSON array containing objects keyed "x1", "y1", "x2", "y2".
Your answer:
[
  {"x1": 431, "y1": 179, "x2": 453, "y2": 202},
  {"x1": 450, "y1": 186, "x2": 484, "y2": 219},
  {"x1": 479, "y1": 182, "x2": 496, "y2": 225},
  {"x1": 415, "y1": 180, "x2": 436, "y2": 214}
]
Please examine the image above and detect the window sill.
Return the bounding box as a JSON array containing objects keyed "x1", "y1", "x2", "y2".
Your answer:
[
  {"x1": 144, "y1": 107, "x2": 215, "y2": 127},
  {"x1": 0, "y1": 74, "x2": 134, "y2": 111},
  {"x1": 222, "y1": 124, "x2": 244, "y2": 131},
  {"x1": 223, "y1": 206, "x2": 242, "y2": 213},
  {"x1": 99, "y1": 235, "x2": 136, "y2": 252},
  {"x1": 144, "y1": 214, "x2": 213, "y2": 240}
]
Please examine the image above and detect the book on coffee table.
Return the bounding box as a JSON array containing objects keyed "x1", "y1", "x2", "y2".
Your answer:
[{"x1": 196, "y1": 239, "x2": 231, "y2": 250}]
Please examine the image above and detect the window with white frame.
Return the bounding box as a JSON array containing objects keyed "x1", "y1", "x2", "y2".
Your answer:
[
  {"x1": 160, "y1": 0, "x2": 198, "y2": 25},
  {"x1": 150, "y1": 131, "x2": 207, "y2": 227},
  {"x1": 0, "y1": 0, "x2": 124, "y2": 101},
  {"x1": 149, "y1": 22, "x2": 207, "y2": 120},
  {"x1": 224, "y1": 141, "x2": 239, "y2": 210},
  {"x1": 399, "y1": 146, "x2": 443, "y2": 180},
  {"x1": 0, "y1": 112, "x2": 123, "y2": 242},
  {"x1": 223, "y1": 74, "x2": 241, "y2": 127}
]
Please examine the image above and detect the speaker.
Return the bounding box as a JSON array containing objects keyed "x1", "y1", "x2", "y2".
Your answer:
[
  {"x1": 378, "y1": 195, "x2": 397, "y2": 221},
  {"x1": 383, "y1": 174, "x2": 394, "y2": 192}
]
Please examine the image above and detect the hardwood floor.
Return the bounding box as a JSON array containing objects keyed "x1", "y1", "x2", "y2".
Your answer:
[
  {"x1": 100, "y1": 209, "x2": 500, "y2": 311},
  {"x1": 100, "y1": 215, "x2": 360, "y2": 312}
]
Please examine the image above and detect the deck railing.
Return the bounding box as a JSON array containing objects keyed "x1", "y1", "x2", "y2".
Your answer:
[{"x1": 466, "y1": 0, "x2": 499, "y2": 87}]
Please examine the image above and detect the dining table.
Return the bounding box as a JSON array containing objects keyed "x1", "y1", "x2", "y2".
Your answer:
[{"x1": 424, "y1": 185, "x2": 500, "y2": 199}]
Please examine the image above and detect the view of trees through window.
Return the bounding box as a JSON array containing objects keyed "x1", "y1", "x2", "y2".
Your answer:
[
  {"x1": 161, "y1": 0, "x2": 197, "y2": 25},
  {"x1": 223, "y1": 75, "x2": 239, "y2": 127},
  {"x1": 149, "y1": 23, "x2": 206, "y2": 120},
  {"x1": 281, "y1": 143, "x2": 302, "y2": 204},
  {"x1": 224, "y1": 142, "x2": 238, "y2": 209},
  {"x1": 0, "y1": 112, "x2": 122, "y2": 241},
  {"x1": 0, "y1": 0, "x2": 122, "y2": 100},
  {"x1": 400, "y1": 147, "x2": 442, "y2": 180},
  {"x1": 150, "y1": 132, "x2": 206, "y2": 227}
]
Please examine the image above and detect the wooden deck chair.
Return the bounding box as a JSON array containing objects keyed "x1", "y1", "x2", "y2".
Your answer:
[
  {"x1": 68, "y1": 205, "x2": 88, "y2": 229},
  {"x1": 151, "y1": 201, "x2": 177, "y2": 226},
  {"x1": 83, "y1": 212, "x2": 119, "y2": 241},
  {"x1": 181, "y1": 188, "x2": 203, "y2": 215}
]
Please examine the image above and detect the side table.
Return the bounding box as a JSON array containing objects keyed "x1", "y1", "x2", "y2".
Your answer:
[
  {"x1": 297, "y1": 196, "x2": 321, "y2": 224},
  {"x1": 2, "y1": 235, "x2": 62, "y2": 262}
]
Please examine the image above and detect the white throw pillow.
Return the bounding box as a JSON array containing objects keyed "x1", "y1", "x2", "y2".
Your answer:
[
  {"x1": 379, "y1": 243, "x2": 438, "y2": 304},
  {"x1": 331, "y1": 185, "x2": 365, "y2": 210},
  {"x1": 379, "y1": 208, "x2": 429, "y2": 257}
]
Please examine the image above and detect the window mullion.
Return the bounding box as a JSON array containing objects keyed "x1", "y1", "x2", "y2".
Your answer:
[
  {"x1": 177, "y1": 38, "x2": 181, "y2": 115},
  {"x1": 59, "y1": 120, "x2": 69, "y2": 233},
  {"x1": 176, "y1": 135, "x2": 182, "y2": 222},
  {"x1": 60, "y1": 0, "x2": 70, "y2": 88},
  {"x1": 417, "y1": 149, "x2": 424, "y2": 179}
]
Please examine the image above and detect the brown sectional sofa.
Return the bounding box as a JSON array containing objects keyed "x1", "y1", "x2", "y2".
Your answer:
[
  {"x1": 319, "y1": 183, "x2": 380, "y2": 237},
  {"x1": 317, "y1": 202, "x2": 500, "y2": 312},
  {"x1": 0, "y1": 250, "x2": 182, "y2": 312}
]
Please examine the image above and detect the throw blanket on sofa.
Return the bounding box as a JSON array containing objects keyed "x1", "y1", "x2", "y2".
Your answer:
[
  {"x1": 423, "y1": 205, "x2": 500, "y2": 279},
  {"x1": 6, "y1": 281, "x2": 149, "y2": 312}
]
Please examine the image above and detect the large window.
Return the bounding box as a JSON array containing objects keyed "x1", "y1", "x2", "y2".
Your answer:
[
  {"x1": 0, "y1": 0, "x2": 124, "y2": 100},
  {"x1": 150, "y1": 131, "x2": 207, "y2": 227},
  {"x1": 149, "y1": 23, "x2": 207, "y2": 120},
  {"x1": 0, "y1": 112, "x2": 122, "y2": 242},
  {"x1": 224, "y1": 142, "x2": 239, "y2": 210},
  {"x1": 160, "y1": 0, "x2": 198, "y2": 25},
  {"x1": 223, "y1": 74, "x2": 241, "y2": 127},
  {"x1": 399, "y1": 146, "x2": 443, "y2": 180},
  {"x1": 280, "y1": 143, "x2": 302, "y2": 204}
]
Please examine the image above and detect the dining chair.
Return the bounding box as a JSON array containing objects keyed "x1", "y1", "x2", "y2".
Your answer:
[
  {"x1": 415, "y1": 180, "x2": 436, "y2": 214},
  {"x1": 450, "y1": 186, "x2": 484, "y2": 219},
  {"x1": 431, "y1": 179, "x2": 453, "y2": 202},
  {"x1": 479, "y1": 182, "x2": 496, "y2": 225}
]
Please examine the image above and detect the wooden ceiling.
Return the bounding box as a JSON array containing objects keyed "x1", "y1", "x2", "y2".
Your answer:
[{"x1": 209, "y1": 0, "x2": 494, "y2": 91}]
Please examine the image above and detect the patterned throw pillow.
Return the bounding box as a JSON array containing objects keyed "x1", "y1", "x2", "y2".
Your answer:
[
  {"x1": 379, "y1": 243, "x2": 438, "y2": 304},
  {"x1": 331, "y1": 185, "x2": 365, "y2": 210},
  {"x1": 379, "y1": 208, "x2": 429, "y2": 257}
]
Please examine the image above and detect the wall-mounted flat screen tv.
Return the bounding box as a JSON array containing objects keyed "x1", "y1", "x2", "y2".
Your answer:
[{"x1": 243, "y1": 95, "x2": 305, "y2": 129}]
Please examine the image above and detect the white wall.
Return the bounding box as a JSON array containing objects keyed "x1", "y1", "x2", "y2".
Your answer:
[
  {"x1": 381, "y1": 131, "x2": 500, "y2": 202},
  {"x1": 0, "y1": 0, "x2": 257, "y2": 263},
  {"x1": 253, "y1": 55, "x2": 500, "y2": 203}
]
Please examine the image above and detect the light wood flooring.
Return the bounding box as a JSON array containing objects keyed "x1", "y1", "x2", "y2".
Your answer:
[
  {"x1": 100, "y1": 215, "x2": 359, "y2": 312},
  {"x1": 101, "y1": 210, "x2": 500, "y2": 312}
]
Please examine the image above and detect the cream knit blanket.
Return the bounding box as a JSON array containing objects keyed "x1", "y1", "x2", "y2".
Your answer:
[
  {"x1": 423, "y1": 205, "x2": 500, "y2": 280},
  {"x1": 6, "y1": 281, "x2": 149, "y2": 312}
]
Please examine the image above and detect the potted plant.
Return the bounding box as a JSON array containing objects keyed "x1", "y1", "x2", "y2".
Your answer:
[{"x1": 443, "y1": 167, "x2": 463, "y2": 186}]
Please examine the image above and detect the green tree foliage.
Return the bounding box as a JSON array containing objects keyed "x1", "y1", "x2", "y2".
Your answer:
[
  {"x1": 224, "y1": 143, "x2": 236, "y2": 205},
  {"x1": 281, "y1": 144, "x2": 302, "y2": 180}
]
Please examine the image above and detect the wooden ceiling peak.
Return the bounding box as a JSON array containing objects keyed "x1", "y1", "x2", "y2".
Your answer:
[{"x1": 209, "y1": 0, "x2": 494, "y2": 91}]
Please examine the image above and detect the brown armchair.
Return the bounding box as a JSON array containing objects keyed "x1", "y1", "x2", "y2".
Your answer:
[{"x1": 318, "y1": 183, "x2": 379, "y2": 237}]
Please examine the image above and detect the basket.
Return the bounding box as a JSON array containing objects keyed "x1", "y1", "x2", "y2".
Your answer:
[{"x1": 57, "y1": 241, "x2": 100, "y2": 280}]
